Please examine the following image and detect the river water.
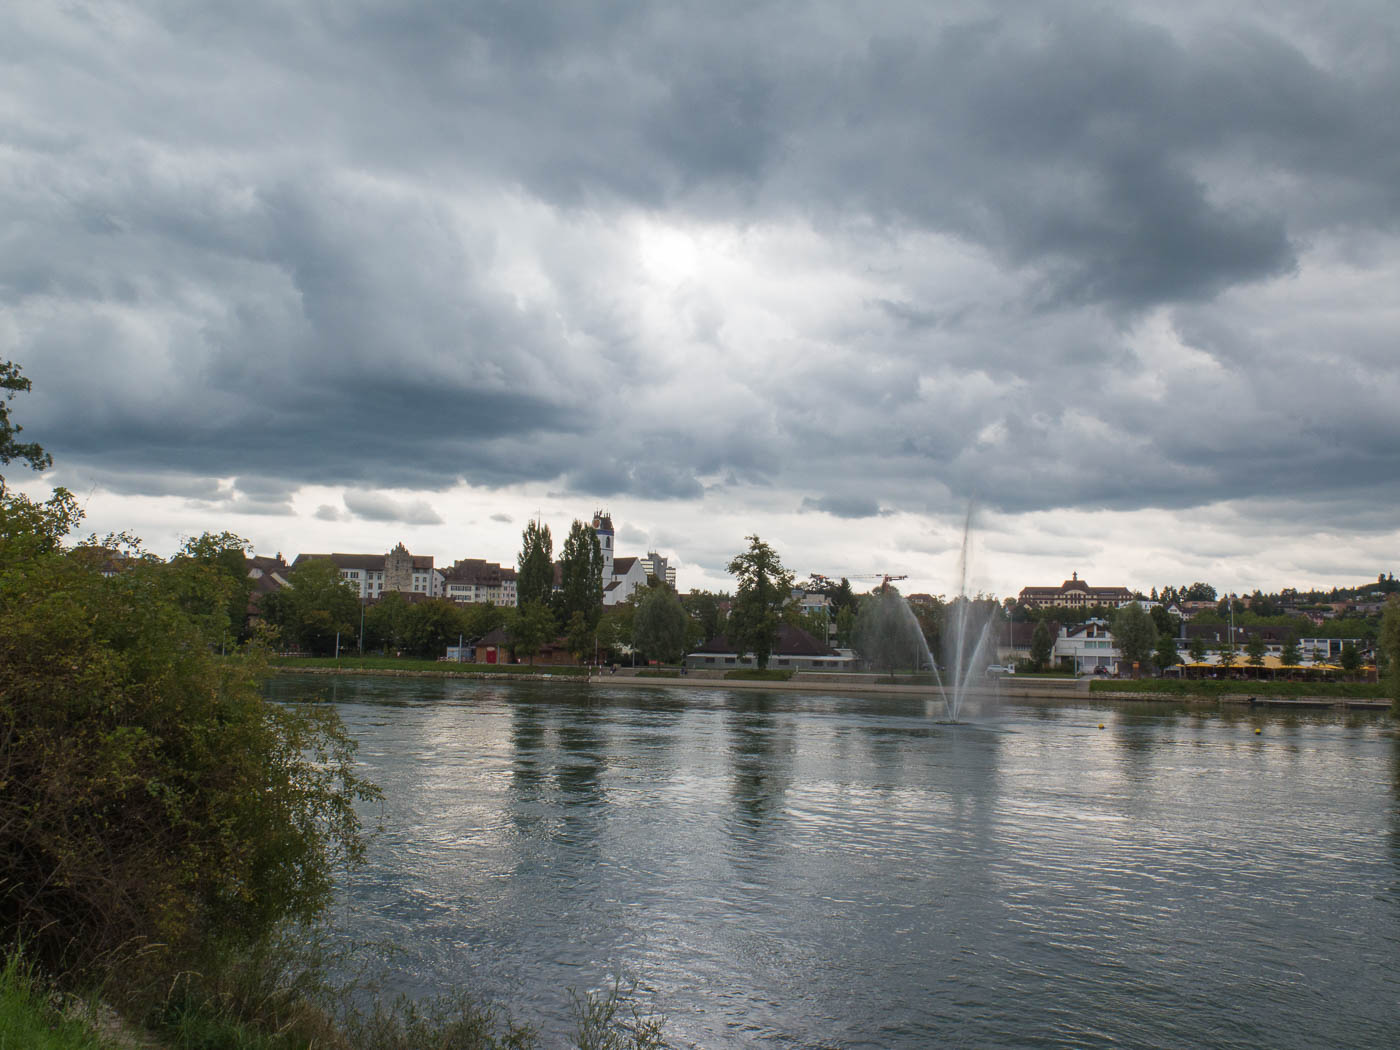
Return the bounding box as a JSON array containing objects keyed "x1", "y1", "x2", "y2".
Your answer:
[{"x1": 266, "y1": 675, "x2": 1400, "y2": 1049}]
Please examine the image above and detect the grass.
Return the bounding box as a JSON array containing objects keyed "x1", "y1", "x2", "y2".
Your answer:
[
  {"x1": 0, "y1": 952, "x2": 106, "y2": 1050},
  {"x1": 270, "y1": 655, "x2": 588, "y2": 676},
  {"x1": 1089, "y1": 677, "x2": 1386, "y2": 699},
  {"x1": 634, "y1": 670, "x2": 681, "y2": 678},
  {"x1": 724, "y1": 668, "x2": 794, "y2": 681}
]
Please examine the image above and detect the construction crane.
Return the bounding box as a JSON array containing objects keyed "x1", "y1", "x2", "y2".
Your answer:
[{"x1": 809, "y1": 572, "x2": 908, "y2": 593}]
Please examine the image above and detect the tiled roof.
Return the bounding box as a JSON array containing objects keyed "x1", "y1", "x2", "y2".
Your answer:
[{"x1": 693, "y1": 623, "x2": 835, "y2": 657}]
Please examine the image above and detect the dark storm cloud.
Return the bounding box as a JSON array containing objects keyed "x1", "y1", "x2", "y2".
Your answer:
[
  {"x1": 5, "y1": 0, "x2": 1400, "y2": 526},
  {"x1": 800, "y1": 496, "x2": 885, "y2": 520}
]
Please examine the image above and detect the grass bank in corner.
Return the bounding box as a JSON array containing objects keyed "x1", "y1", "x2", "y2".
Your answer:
[
  {"x1": 1089, "y1": 678, "x2": 1385, "y2": 700},
  {"x1": 270, "y1": 655, "x2": 589, "y2": 677},
  {"x1": 0, "y1": 952, "x2": 105, "y2": 1050}
]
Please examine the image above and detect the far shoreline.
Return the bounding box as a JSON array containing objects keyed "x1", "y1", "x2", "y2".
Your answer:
[{"x1": 268, "y1": 664, "x2": 1392, "y2": 709}]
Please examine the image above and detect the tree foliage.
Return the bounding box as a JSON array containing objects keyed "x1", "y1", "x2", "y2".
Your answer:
[
  {"x1": 1030, "y1": 620, "x2": 1053, "y2": 671},
  {"x1": 558, "y1": 520, "x2": 604, "y2": 628},
  {"x1": 0, "y1": 491, "x2": 375, "y2": 986},
  {"x1": 1186, "y1": 634, "x2": 1209, "y2": 665},
  {"x1": 1110, "y1": 603, "x2": 1156, "y2": 676},
  {"x1": 1153, "y1": 633, "x2": 1180, "y2": 672},
  {"x1": 1380, "y1": 597, "x2": 1400, "y2": 711},
  {"x1": 263, "y1": 558, "x2": 360, "y2": 655},
  {"x1": 507, "y1": 600, "x2": 555, "y2": 664},
  {"x1": 171, "y1": 531, "x2": 255, "y2": 645},
  {"x1": 632, "y1": 585, "x2": 689, "y2": 664},
  {"x1": 0, "y1": 361, "x2": 51, "y2": 478},
  {"x1": 516, "y1": 520, "x2": 555, "y2": 609},
  {"x1": 1245, "y1": 634, "x2": 1267, "y2": 668},
  {"x1": 725, "y1": 535, "x2": 793, "y2": 670}
]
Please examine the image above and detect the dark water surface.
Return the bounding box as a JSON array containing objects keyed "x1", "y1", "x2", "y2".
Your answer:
[{"x1": 266, "y1": 676, "x2": 1400, "y2": 1049}]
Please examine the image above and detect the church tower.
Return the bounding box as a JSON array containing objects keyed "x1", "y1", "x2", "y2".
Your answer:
[{"x1": 591, "y1": 509, "x2": 614, "y2": 580}]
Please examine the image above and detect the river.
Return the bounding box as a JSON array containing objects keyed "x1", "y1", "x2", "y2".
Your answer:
[{"x1": 265, "y1": 675, "x2": 1400, "y2": 1049}]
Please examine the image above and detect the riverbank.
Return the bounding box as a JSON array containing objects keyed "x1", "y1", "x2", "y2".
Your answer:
[{"x1": 270, "y1": 663, "x2": 1393, "y2": 708}]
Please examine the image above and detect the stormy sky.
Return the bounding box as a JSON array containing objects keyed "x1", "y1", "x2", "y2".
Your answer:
[{"x1": 5, "y1": 0, "x2": 1399, "y2": 597}]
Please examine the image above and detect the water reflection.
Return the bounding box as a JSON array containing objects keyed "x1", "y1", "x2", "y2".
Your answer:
[
  {"x1": 724, "y1": 695, "x2": 797, "y2": 836},
  {"x1": 262, "y1": 675, "x2": 1400, "y2": 1050}
]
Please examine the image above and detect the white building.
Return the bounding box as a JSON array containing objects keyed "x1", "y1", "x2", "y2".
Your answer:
[
  {"x1": 442, "y1": 558, "x2": 518, "y2": 606},
  {"x1": 1053, "y1": 618, "x2": 1123, "y2": 674},
  {"x1": 293, "y1": 544, "x2": 443, "y2": 599}
]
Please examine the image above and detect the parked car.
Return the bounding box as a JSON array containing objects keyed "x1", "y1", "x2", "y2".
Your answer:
[{"x1": 986, "y1": 664, "x2": 1015, "y2": 675}]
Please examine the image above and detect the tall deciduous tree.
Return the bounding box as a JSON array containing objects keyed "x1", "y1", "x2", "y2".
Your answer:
[
  {"x1": 507, "y1": 599, "x2": 555, "y2": 664},
  {"x1": 173, "y1": 531, "x2": 255, "y2": 645},
  {"x1": 1030, "y1": 620, "x2": 1053, "y2": 671},
  {"x1": 1245, "y1": 634, "x2": 1267, "y2": 668},
  {"x1": 726, "y1": 535, "x2": 794, "y2": 670},
  {"x1": 266, "y1": 558, "x2": 359, "y2": 655},
  {"x1": 0, "y1": 361, "x2": 51, "y2": 479},
  {"x1": 1154, "y1": 633, "x2": 1180, "y2": 673},
  {"x1": 1280, "y1": 635, "x2": 1301, "y2": 667},
  {"x1": 1187, "y1": 634, "x2": 1210, "y2": 666},
  {"x1": 1110, "y1": 603, "x2": 1155, "y2": 677},
  {"x1": 1379, "y1": 597, "x2": 1400, "y2": 712},
  {"x1": 558, "y1": 519, "x2": 604, "y2": 627},
  {"x1": 516, "y1": 519, "x2": 555, "y2": 609},
  {"x1": 633, "y1": 584, "x2": 689, "y2": 664}
]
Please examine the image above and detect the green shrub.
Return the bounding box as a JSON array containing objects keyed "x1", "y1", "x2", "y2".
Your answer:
[{"x1": 0, "y1": 494, "x2": 376, "y2": 992}]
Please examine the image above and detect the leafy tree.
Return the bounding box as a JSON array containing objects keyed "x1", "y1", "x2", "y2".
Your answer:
[
  {"x1": 516, "y1": 519, "x2": 555, "y2": 609},
  {"x1": 267, "y1": 558, "x2": 360, "y2": 655},
  {"x1": 1338, "y1": 641, "x2": 1361, "y2": 677},
  {"x1": 834, "y1": 605, "x2": 857, "y2": 648},
  {"x1": 1245, "y1": 634, "x2": 1267, "y2": 668},
  {"x1": 1030, "y1": 620, "x2": 1053, "y2": 671},
  {"x1": 1183, "y1": 582, "x2": 1217, "y2": 602},
  {"x1": 507, "y1": 599, "x2": 556, "y2": 664},
  {"x1": 725, "y1": 535, "x2": 794, "y2": 670},
  {"x1": 564, "y1": 610, "x2": 597, "y2": 664},
  {"x1": 172, "y1": 531, "x2": 255, "y2": 645},
  {"x1": 402, "y1": 598, "x2": 467, "y2": 658},
  {"x1": 1148, "y1": 603, "x2": 1178, "y2": 636},
  {"x1": 681, "y1": 589, "x2": 725, "y2": 643},
  {"x1": 364, "y1": 590, "x2": 411, "y2": 652},
  {"x1": 633, "y1": 584, "x2": 690, "y2": 664},
  {"x1": 558, "y1": 520, "x2": 604, "y2": 628},
  {"x1": 1379, "y1": 597, "x2": 1400, "y2": 711},
  {"x1": 460, "y1": 600, "x2": 508, "y2": 642},
  {"x1": 0, "y1": 485, "x2": 374, "y2": 985},
  {"x1": 1217, "y1": 639, "x2": 1238, "y2": 672},
  {"x1": 829, "y1": 577, "x2": 858, "y2": 618},
  {"x1": 1186, "y1": 634, "x2": 1209, "y2": 666},
  {"x1": 1110, "y1": 603, "x2": 1156, "y2": 677},
  {"x1": 0, "y1": 361, "x2": 52, "y2": 478},
  {"x1": 1280, "y1": 635, "x2": 1301, "y2": 667},
  {"x1": 1154, "y1": 633, "x2": 1180, "y2": 673}
]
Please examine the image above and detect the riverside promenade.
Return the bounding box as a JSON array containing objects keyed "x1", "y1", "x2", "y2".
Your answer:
[{"x1": 274, "y1": 663, "x2": 1391, "y2": 708}]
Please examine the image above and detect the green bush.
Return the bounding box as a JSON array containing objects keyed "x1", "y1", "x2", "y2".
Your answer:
[{"x1": 0, "y1": 492, "x2": 376, "y2": 991}]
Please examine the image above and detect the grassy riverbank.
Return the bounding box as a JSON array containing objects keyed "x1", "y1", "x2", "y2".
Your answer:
[
  {"x1": 271, "y1": 655, "x2": 589, "y2": 676},
  {"x1": 1089, "y1": 678, "x2": 1386, "y2": 700}
]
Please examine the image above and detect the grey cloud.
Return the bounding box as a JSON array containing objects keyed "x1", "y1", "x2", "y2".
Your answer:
[
  {"x1": 315, "y1": 504, "x2": 346, "y2": 522},
  {"x1": 343, "y1": 492, "x2": 445, "y2": 525},
  {"x1": 800, "y1": 496, "x2": 885, "y2": 520},
  {"x1": 490, "y1": 512, "x2": 513, "y2": 523},
  {"x1": 6, "y1": 0, "x2": 1400, "y2": 532}
]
